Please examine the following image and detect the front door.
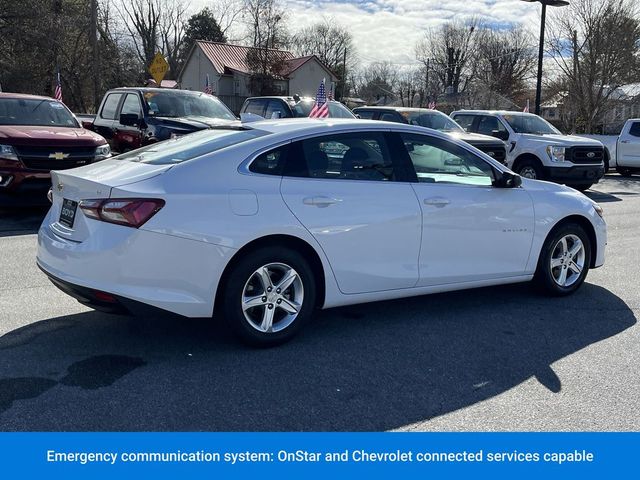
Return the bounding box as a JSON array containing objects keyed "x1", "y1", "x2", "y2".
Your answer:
[
  {"x1": 397, "y1": 132, "x2": 535, "y2": 287},
  {"x1": 618, "y1": 120, "x2": 640, "y2": 168},
  {"x1": 280, "y1": 131, "x2": 422, "y2": 294}
]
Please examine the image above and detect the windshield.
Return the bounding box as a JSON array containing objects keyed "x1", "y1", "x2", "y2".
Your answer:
[
  {"x1": 502, "y1": 113, "x2": 560, "y2": 135},
  {"x1": 0, "y1": 98, "x2": 79, "y2": 127},
  {"x1": 143, "y1": 91, "x2": 236, "y2": 121},
  {"x1": 402, "y1": 110, "x2": 464, "y2": 132},
  {"x1": 292, "y1": 101, "x2": 355, "y2": 118},
  {"x1": 118, "y1": 128, "x2": 269, "y2": 165}
]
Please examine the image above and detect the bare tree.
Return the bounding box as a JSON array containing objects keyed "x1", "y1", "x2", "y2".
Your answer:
[
  {"x1": 115, "y1": 0, "x2": 188, "y2": 79},
  {"x1": 416, "y1": 18, "x2": 479, "y2": 95},
  {"x1": 474, "y1": 25, "x2": 536, "y2": 101},
  {"x1": 547, "y1": 0, "x2": 640, "y2": 132},
  {"x1": 353, "y1": 61, "x2": 398, "y2": 104},
  {"x1": 207, "y1": 0, "x2": 244, "y2": 40}
]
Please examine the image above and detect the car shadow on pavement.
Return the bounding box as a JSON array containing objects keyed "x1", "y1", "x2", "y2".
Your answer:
[{"x1": 0, "y1": 282, "x2": 635, "y2": 431}]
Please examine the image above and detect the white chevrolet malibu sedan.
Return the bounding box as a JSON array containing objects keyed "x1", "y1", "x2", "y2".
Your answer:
[{"x1": 37, "y1": 119, "x2": 606, "y2": 346}]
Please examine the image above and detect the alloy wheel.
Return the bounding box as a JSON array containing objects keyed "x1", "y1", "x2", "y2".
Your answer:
[
  {"x1": 241, "y1": 262, "x2": 304, "y2": 333},
  {"x1": 550, "y1": 234, "x2": 585, "y2": 287},
  {"x1": 520, "y1": 166, "x2": 538, "y2": 179}
]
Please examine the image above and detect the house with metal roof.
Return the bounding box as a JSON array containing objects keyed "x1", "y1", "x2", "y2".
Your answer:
[{"x1": 178, "y1": 41, "x2": 338, "y2": 113}]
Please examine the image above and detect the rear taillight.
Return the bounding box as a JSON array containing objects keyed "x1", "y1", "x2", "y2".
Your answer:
[{"x1": 79, "y1": 198, "x2": 165, "y2": 228}]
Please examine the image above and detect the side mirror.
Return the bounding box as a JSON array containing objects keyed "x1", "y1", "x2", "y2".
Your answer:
[
  {"x1": 494, "y1": 171, "x2": 522, "y2": 188},
  {"x1": 81, "y1": 120, "x2": 94, "y2": 130},
  {"x1": 119, "y1": 113, "x2": 139, "y2": 126},
  {"x1": 492, "y1": 130, "x2": 509, "y2": 141}
]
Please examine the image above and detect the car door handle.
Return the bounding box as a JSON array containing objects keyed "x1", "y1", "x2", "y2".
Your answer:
[
  {"x1": 303, "y1": 196, "x2": 341, "y2": 207},
  {"x1": 423, "y1": 197, "x2": 450, "y2": 207},
  {"x1": 620, "y1": 140, "x2": 630, "y2": 144}
]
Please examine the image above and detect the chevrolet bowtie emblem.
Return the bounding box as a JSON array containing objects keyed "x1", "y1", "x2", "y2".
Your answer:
[
  {"x1": 57, "y1": 183, "x2": 64, "y2": 192},
  {"x1": 49, "y1": 152, "x2": 70, "y2": 160}
]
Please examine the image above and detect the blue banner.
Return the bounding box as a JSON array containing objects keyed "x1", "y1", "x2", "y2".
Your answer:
[{"x1": 0, "y1": 432, "x2": 636, "y2": 478}]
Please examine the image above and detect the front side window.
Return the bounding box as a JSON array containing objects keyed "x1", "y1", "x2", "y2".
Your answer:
[
  {"x1": 629, "y1": 122, "x2": 640, "y2": 138},
  {"x1": 477, "y1": 115, "x2": 508, "y2": 137},
  {"x1": 100, "y1": 93, "x2": 123, "y2": 120},
  {"x1": 121, "y1": 94, "x2": 142, "y2": 117},
  {"x1": 243, "y1": 99, "x2": 267, "y2": 117},
  {"x1": 401, "y1": 133, "x2": 495, "y2": 187},
  {"x1": 264, "y1": 100, "x2": 288, "y2": 119},
  {"x1": 502, "y1": 113, "x2": 560, "y2": 135},
  {"x1": 355, "y1": 110, "x2": 375, "y2": 119},
  {"x1": 380, "y1": 112, "x2": 402, "y2": 123},
  {"x1": 452, "y1": 114, "x2": 475, "y2": 132},
  {"x1": 143, "y1": 91, "x2": 236, "y2": 120},
  {"x1": 403, "y1": 111, "x2": 464, "y2": 132},
  {"x1": 292, "y1": 101, "x2": 355, "y2": 118},
  {"x1": 286, "y1": 132, "x2": 396, "y2": 181},
  {"x1": 0, "y1": 98, "x2": 79, "y2": 127}
]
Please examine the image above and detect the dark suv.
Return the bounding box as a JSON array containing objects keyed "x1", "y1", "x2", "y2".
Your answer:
[
  {"x1": 240, "y1": 96, "x2": 355, "y2": 119},
  {"x1": 353, "y1": 106, "x2": 507, "y2": 164},
  {"x1": 0, "y1": 93, "x2": 110, "y2": 205},
  {"x1": 89, "y1": 88, "x2": 237, "y2": 154}
]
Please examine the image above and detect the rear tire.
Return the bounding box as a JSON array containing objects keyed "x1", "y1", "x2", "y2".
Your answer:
[
  {"x1": 534, "y1": 223, "x2": 591, "y2": 296},
  {"x1": 221, "y1": 247, "x2": 316, "y2": 347},
  {"x1": 516, "y1": 159, "x2": 543, "y2": 180},
  {"x1": 618, "y1": 168, "x2": 633, "y2": 177}
]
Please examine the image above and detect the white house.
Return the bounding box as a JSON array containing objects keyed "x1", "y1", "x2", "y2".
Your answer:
[{"x1": 178, "y1": 41, "x2": 338, "y2": 113}]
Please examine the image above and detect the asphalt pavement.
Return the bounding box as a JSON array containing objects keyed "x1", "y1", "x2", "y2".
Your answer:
[{"x1": 0, "y1": 175, "x2": 639, "y2": 431}]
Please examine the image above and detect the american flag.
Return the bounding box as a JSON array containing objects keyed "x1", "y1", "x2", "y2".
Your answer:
[
  {"x1": 523, "y1": 99, "x2": 530, "y2": 113},
  {"x1": 54, "y1": 71, "x2": 63, "y2": 102},
  {"x1": 204, "y1": 74, "x2": 213, "y2": 94},
  {"x1": 428, "y1": 101, "x2": 436, "y2": 110},
  {"x1": 309, "y1": 79, "x2": 329, "y2": 118}
]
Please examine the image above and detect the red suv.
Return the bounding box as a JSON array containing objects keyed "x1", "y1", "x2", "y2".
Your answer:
[{"x1": 0, "y1": 93, "x2": 110, "y2": 205}]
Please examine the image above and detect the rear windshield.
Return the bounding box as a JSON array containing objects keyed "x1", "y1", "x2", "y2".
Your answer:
[
  {"x1": 118, "y1": 128, "x2": 270, "y2": 165},
  {"x1": 143, "y1": 91, "x2": 236, "y2": 120},
  {"x1": 292, "y1": 101, "x2": 355, "y2": 118},
  {"x1": 0, "y1": 98, "x2": 79, "y2": 127}
]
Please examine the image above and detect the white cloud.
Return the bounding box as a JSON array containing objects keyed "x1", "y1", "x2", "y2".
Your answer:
[{"x1": 193, "y1": 0, "x2": 545, "y2": 66}]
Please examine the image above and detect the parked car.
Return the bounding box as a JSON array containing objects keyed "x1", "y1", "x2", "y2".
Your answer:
[
  {"x1": 37, "y1": 119, "x2": 606, "y2": 346},
  {"x1": 450, "y1": 110, "x2": 605, "y2": 191},
  {"x1": 354, "y1": 106, "x2": 507, "y2": 164},
  {"x1": 0, "y1": 92, "x2": 110, "y2": 205},
  {"x1": 86, "y1": 88, "x2": 237, "y2": 154},
  {"x1": 579, "y1": 118, "x2": 640, "y2": 176},
  {"x1": 240, "y1": 96, "x2": 356, "y2": 119}
]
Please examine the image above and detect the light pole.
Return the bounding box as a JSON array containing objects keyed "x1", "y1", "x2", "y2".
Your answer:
[{"x1": 521, "y1": 0, "x2": 569, "y2": 115}]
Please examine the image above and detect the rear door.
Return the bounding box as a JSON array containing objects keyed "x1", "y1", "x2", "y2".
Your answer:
[
  {"x1": 618, "y1": 120, "x2": 640, "y2": 167},
  {"x1": 93, "y1": 92, "x2": 124, "y2": 149},
  {"x1": 280, "y1": 131, "x2": 422, "y2": 294}
]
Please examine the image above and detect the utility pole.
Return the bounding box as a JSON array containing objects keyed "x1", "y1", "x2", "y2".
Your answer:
[
  {"x1": 341, "y1": 47, "x2": 347, "y2": 101},
  {"x1": 425, "y1": 58, "x2": 430, "y2": 107},
  {"x1": 90, "y1": 0, "x2": 99, "y2": 112}
]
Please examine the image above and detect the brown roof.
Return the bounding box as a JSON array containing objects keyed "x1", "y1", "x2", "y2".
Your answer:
[{"x1": 197, "y1": 41, "x2": 294, "y2": 76}]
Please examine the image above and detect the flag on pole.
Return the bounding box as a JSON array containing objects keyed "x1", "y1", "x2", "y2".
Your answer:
[
  {"x1": 54, "y1": 70, "x2": 63, "y2": 102},
  {"x1": 428, "y1": 101, "x2": 436, "y2": 110},
  {"x1": 204, "y1": 74, "x2": 213, "y2": 95},
  {"x1": 523, "y1": 99, "x2": 530, "y2": 113},
  {"x1": 309, "y1": 79, "x2": 329, "y2": 118}
]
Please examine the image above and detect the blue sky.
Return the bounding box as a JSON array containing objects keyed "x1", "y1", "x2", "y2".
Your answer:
[{"x1": 195, "y1": 0, "x2": 543, "y2": 66}]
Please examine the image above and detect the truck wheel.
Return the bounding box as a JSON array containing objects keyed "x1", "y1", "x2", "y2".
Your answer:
[
  {"x1": 604, "y1": 150, "x2": 610, "y2": 173},
  {"x1": 517, "y1": 159, "x2": 543, "y2": 180},
  {"x1": 534, "y1": 223, "x2": 591, "y2": 296},
  {"x1": 573, "y1": 183, "x2": 593, "y2": 192},
  {"x1": 221, "y1": 247, "x2": 316, "y2": 347},
  {"x1": 618, "y1": 168, "x2": 633, "y2": 177}
]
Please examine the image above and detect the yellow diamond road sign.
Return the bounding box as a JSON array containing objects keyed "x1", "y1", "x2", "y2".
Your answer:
[{"x1": 148, "y1": 53, "x2": 169, "y2": 85}]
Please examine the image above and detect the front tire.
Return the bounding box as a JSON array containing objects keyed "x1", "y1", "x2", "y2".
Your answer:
[
  {"x1": 221, "y1": 247, "x2": 316, "y2": 347},
  {"x1": 618, "y1": 167, "x2": 633, "y2": 177},
  {"x1": 517, "y1": 159, "x2": 543, "y2": 180},
  {"x1": 573, "y1": 183, "x2": 593, "y2": 192},
  {"x1": 534, "y1": 223, "x2": 591, "y2": 296}
]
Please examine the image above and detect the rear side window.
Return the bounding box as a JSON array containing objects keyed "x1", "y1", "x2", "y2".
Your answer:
[
  {"x1": 264, "y1": 100, "x2": 288, "y2": 119},
  {"x1": 285, "y1": 132, "x2": 396, "y2": 182},
  {"x1": 100, "y1": 93, "x2": 123, "y2": 120},
  {"x1": 121, "y1": 94, "x2": 142, "y2": 117},
  {"x1": 249, "y1": 146, "x2": 288, "y2": 175},
  {"x1": 355, "y1": 110, "x2": 375, "y2": 119},
  {"x1": 452, "y1": 114, "x2": 475, "y2": 132},
  {"x1": 118, "y1": 128, "x2": 270, "y2": 165},
  {"x1": 379, "y1": 112, "x2": 402, "y2": 123},
  {"x1": 629, "y1": 122, "x2": 640, "y2": 137}
]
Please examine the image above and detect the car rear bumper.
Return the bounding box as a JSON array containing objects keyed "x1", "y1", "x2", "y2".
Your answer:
[
  {"x1": 36, "y1": 212, "x2": 236, "y2": 317},
  {"x1": 545, "y1": 165, "x2": 605, "y2": 184}
]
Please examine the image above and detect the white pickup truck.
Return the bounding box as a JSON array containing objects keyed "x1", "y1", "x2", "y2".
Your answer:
[
  {"x1": 579, "y1": 119, "x2": 640, "y2": 177},
  {"x1": 450, "y1": 110, "x2": 605, "y2": 191}
]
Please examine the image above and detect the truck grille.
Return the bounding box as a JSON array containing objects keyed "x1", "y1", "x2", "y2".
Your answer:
[
  {"x1": 472, "y1": 143, "x2": 507, "y2": 164},
  {"x1": 15, "y1": 146, "x2": 96, "y2": 171},
  {"x1": 568, "y1": 146, "x2": 603, "y2": 164}
]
